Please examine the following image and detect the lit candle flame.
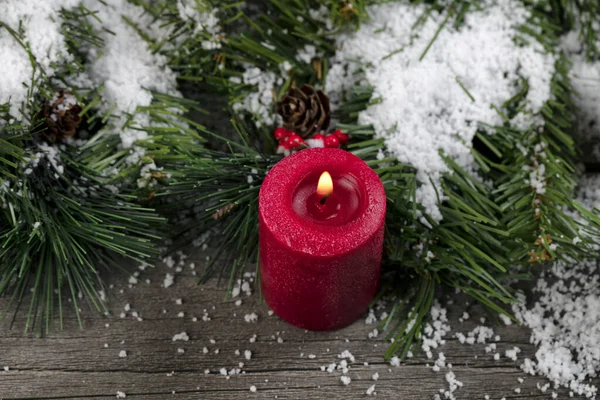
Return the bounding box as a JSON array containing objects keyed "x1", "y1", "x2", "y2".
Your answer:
[{"x1": 317, "y1": 171, "x2": 333, "y2": 198}]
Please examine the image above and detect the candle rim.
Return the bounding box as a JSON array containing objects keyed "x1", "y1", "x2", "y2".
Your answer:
[{"x1": 259, "y1": 148, "x2": 386, "y2": 257}]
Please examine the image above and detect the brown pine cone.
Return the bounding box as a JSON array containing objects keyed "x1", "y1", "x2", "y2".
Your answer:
[
  {"x1": 276, "y1": 84, "x2": 331, "y2": 138},
  {"x1": 41, "y1": 91, "x2": 82, "y2": 144}
]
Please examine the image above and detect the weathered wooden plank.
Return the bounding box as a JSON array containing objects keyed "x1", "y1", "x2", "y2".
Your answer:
[
  {"x1": 0, "y1": 367, "x2": 552, "y2": 400},
  {"x1": 0, "y1": 254, "x2": 596, "y2": 400}
]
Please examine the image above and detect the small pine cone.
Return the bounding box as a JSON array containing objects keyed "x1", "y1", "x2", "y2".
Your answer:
[
  {"x1": 41, "y1": 90, "x2": 82, "y2": 144},
  {"x1": 276, "y1": 84, "x2": 331, "y2": 138}
]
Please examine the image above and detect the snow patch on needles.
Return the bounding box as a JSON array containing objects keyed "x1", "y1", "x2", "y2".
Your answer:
[
  {"x1": 79, "y1": 0, "x2": 180, "y2": 150},
  {"x1": 0, "y1": 0, "x2": 79, "y2": 120},
  {"x1": 176, "y1": 0, "x2": 222, "y2": 49},
  {"x1": 327, "y1": 0, "x2": 555, "y2": 220},
  {"x1": 232, "y1": 65, "x2": 288, "y2": 129}
]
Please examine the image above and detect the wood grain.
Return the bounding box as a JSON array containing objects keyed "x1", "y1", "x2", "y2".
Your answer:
[{"x1": 0, "y1": 253, "x2": 595, "y2": 400}]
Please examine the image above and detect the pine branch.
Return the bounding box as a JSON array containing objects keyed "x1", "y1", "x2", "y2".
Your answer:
[
  {"x1": 0, "y1": 2, "x2": 167, "y2": 332},
  {"x1": 153, "y1": 117, "x2": 278, "y2": 288},
  {"x1": 528, "y1": 0, "x2": 600, "y2": 61}
]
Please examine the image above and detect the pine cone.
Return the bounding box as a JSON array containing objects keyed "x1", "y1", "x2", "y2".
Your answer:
[
  {"x1": 276, "y1": 84, "x2": 331, "y2": 138},
  {"x1": 41, "y1": 91, "x2": 82, "y2": 144}
]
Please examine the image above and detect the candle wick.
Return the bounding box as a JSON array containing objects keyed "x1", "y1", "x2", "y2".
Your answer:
[{"x1": 320, "y1": 194, "x2": 330, "y2": 205}]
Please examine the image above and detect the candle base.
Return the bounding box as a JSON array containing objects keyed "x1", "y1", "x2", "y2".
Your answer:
[{"x1": 259, "y1": 241, "x2": 382, "y2": 331}]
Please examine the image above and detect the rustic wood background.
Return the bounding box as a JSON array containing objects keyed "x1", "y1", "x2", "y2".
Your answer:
[
  {"x1": 2, "y1": 1, "x2": 599, "y2": 398},
  {"x1": 1, "y1": 247, "x2": 597, "y2": 400}
]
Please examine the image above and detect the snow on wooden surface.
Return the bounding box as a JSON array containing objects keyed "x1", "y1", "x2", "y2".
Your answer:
[{"x1": 1, "y1": 247, "x2": 598, "y2": 400}]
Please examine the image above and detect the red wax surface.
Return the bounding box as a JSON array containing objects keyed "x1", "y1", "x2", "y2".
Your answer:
[{"x1": 259, "y1": 148, "x2": 386, "y2": 331}]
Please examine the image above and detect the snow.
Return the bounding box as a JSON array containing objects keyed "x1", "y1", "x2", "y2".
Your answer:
[
  {"x1": 244, "y1": 313, "x2": 258, "y2": 323},
  {"x1": 338, "y1": 350, "x2": 355, "y2": 363},
  {"x1": 164, "y1": 273, "x2": 174, "y2": 288},
  {"x1": 176, "y1": 0, "x2": 222, "y2": 50},
  {"x1": 0, "y1": 0, "x2": 79, "y2": 121},
  {"x1": 366, "y1": 384, "x2": 376, "y2": 396},
  {"x1": 340, "y1": 375, "x2": 351, "y2": 385},
  {"x1": 71, "y1": 0, "x2": 181, "y2": 168},
  {"x1": 326, "y1": 0, "x2": 555, "y2": 220},
  {"x1": 444, "y1": 371, "x2": 464, "y2": 399},
  {"x1": 232, "y1": 66, "x2": 286, "y2": 128},
  {"x1": 513, "y1": 259, "x2": 600, "y2": 398},
  {"x1": 172, "y1": 332, "x2": 189, "y2": 342},
  {"x1": 504, "y1": 347, "x2": 521, "y2": 362}
]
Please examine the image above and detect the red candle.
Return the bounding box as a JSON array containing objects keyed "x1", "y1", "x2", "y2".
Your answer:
[{"x1": 259, "y1": 148, "x2": 386, "y2": 331}]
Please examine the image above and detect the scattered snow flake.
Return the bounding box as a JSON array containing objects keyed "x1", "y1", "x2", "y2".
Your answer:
[
  {"x1": 116, "y1": 391, "x2": 126, "y2": 398},
  {"x1": 250, "y1": 385, "x2": 257, "y2": 393},
  {"x1": 505, "y1": 347, "x2": 521, "y2": 361},
  {"x1": 245, "y1": 350, "x2": 252, "y2": 360},
  {"x1": 512, "y1": 257, "x2": 600, "y2": 398},
  {"x1": 390, "y1": 356, "x2": 400, "y2": 367},
  {"x1": 172, "y1": 332, "x2": 189, "y2": 342},
  {"x1": 118, "y1": 350, "x2": 127, "y2": 358},
  {"x1": 340, "y1": 375, "x2": 351, "y2": 386},
  {"x1": 244, "y1": 313, "x2": 258, "y2": 323},
  {"x1": 164, "y1": 273, "x2": 174, "y2": 288},
  {"x1": 366, "y1": 384, "x2": 376, "y2": 396},
  {"x1": 499, "y1": 314, "x2": 513, "y2": 325},
  {"x1": 338, "y1": 350, "x2": 355, "y2": 363}
]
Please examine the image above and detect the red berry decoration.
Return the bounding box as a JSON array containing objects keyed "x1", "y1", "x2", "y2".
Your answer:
[
  {"x1": 333, "y1": 129, "x2": 349, "y2": 144},
  {"x1": 324, "y1": 134, "x2": 340, "y2": 148},
  {"x1": 313, "y1": 133, "x2": 325, "y2": 141},
  {"x1": 286, "y1": 134, "x2": 306, "y2": 149},
  {"x1": 274, "y1": 127, "x2": 290, "y2": 141}
]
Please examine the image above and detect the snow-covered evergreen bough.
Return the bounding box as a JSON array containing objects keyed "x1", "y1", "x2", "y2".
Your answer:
[{"x1": 0, "y1": 0, "x2": 211, "y2": 332}]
